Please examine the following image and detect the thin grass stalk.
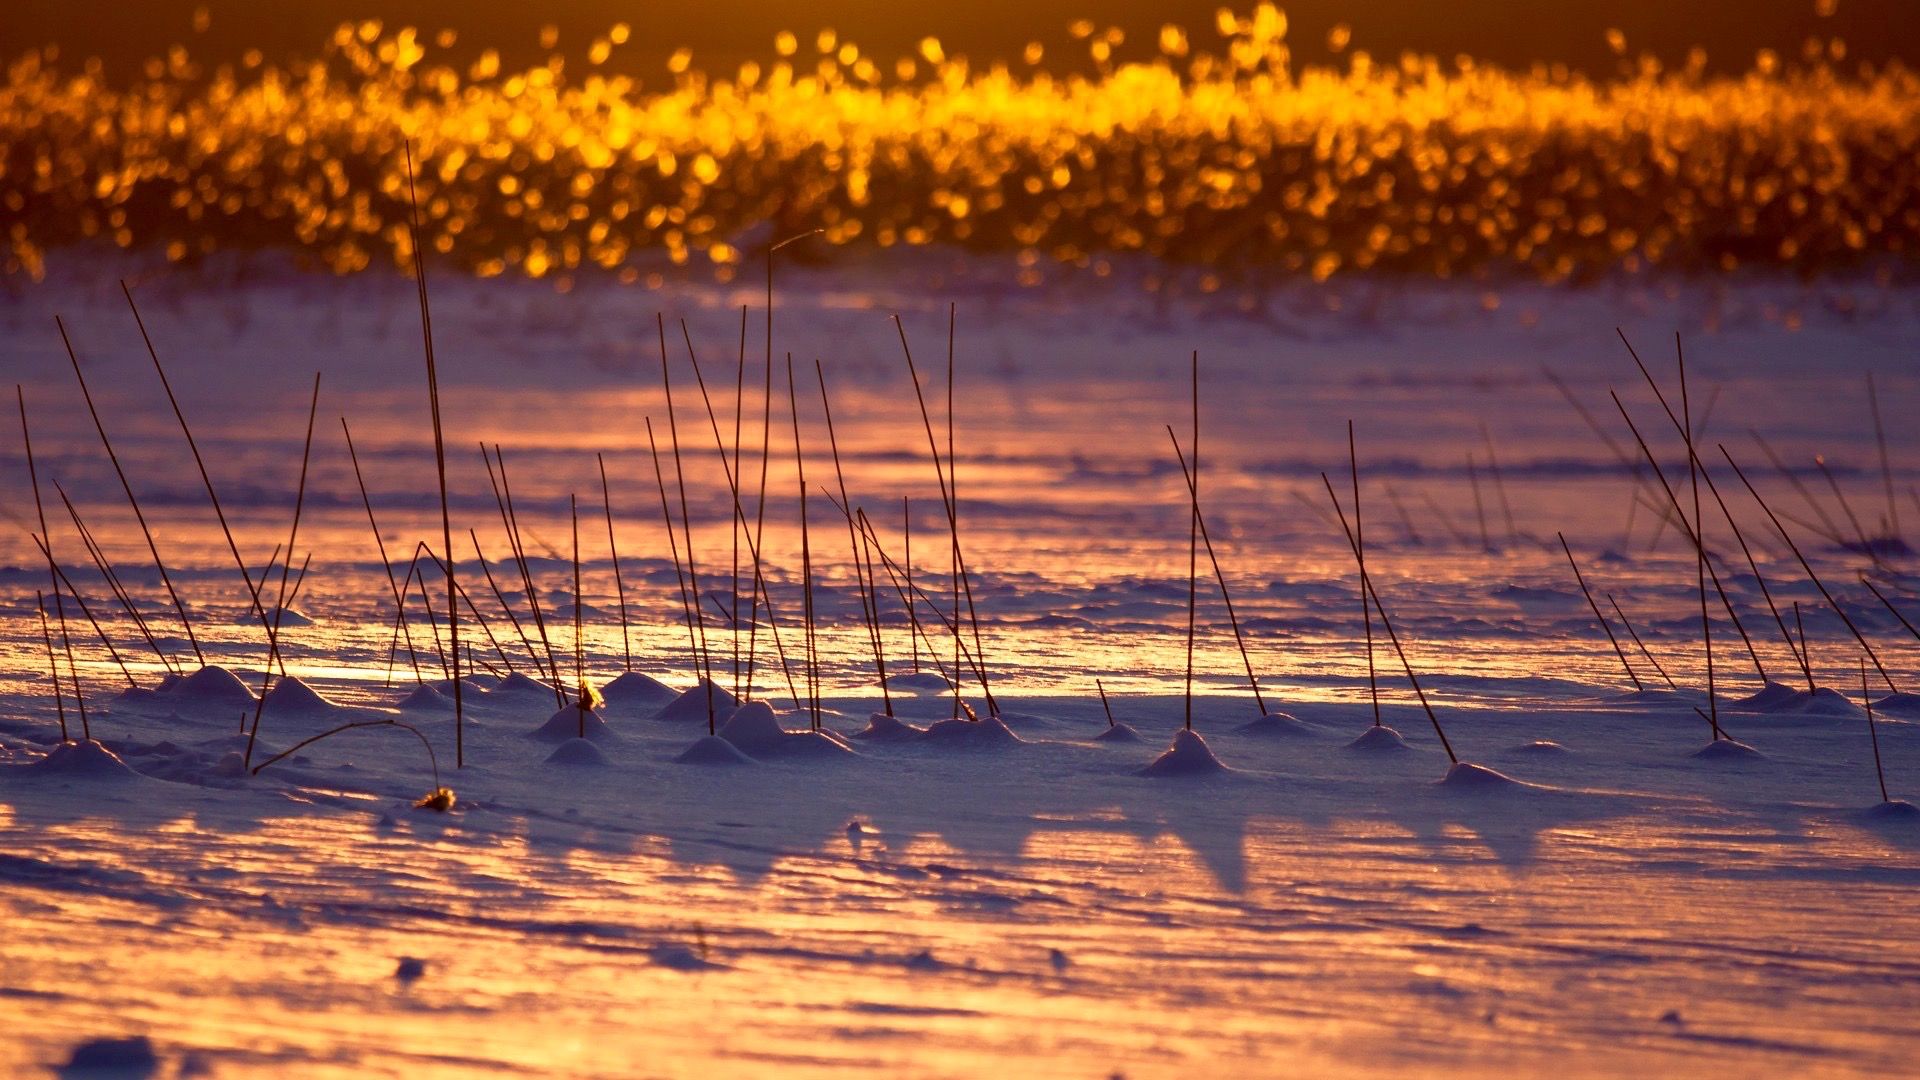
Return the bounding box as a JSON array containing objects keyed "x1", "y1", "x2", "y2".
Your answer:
[
  {"x1": 264, "y1": 375, "x2": 321, "y2": 633},
  {"x1": 857, "y1": 514, "x2": 892, "y2": 707},
  {"x1": 1862, "y1": 658, "x2": 1890, "y2": 803},
  {"x1": 123, "y1": 281, "x2": 271, "y2": 626},
  {"x1": 848, "y1": 504, "x2": 962, "y2": 689},
  {"x1": 243, "y1": 552, "x2": 310, "y2": 765},
  {"x1": 1611, "y1": 390, "x2": 1757, "y2": 725},
  {"x1": 485, "y1": 444, "x2": 563, "y2": 693},
  {"x1": 744, "y1": 314, "x2": 776, "y2": 701},
  {"x1": 1750, "y1": 430, "x2": 1848, "y2": 546},
  {"x1": 949, "y1": 315, "x2": 962, "y2": 718},
  {"x1": 16, "y1": 388, "x2": 90, "y2": 701},
  {"x1": 1860, "y1": 575, "x2": 1920, "y2": 644},
  {"x1": 905, "y1": 496, "x2": 919, "y2": 671},
  {"x1": 252, "y1": 718, "x2": 441, "y2": 792},
  {"x1": 56, "y1": 319, "x2": 204, "y2": 665},
  {"x1": 55, "y1": 482, "x2": 174, "y2": 675},
  {"x1": 946, "y1": 306, "x2": 993, "y2": 718},
  {"x1": 1352, "y1": 421, "x2": 1381, "y2": 725},
  {"x1": 471, "y1": 529, "x2": 546, "y2": 675},
  {"x1": 1720, "y1": 445, "x2": 1902, "y2": 694},
  {"x1": 572, "y1": 493, "x2": 586, "y2": 738},
  {"x1": 1615, "y1": 344, "x2": 1781, "y2": 682},
  {"x1": 1703, "y1": 466, "x2": 1812, "y2": 688},
  {"x1": 1607, "y1": 592, "x2": 1680, "y2": 691},
  {"x1": 892, "y1": 313, "x2": 997, "y2": 717},
  {"x1": 401, "y1": 549, "x2": 450, "y2": 678},
  {"x1": 732, "y1": 306, "x2": 747, "y2": 696},
  {"x1": 658, "y1": 316, "x2": 716, "y2": 730},
  {"x1": 244, "y1": 375, "x2": 321, "y2": 767},
  {"x1": 495, "y1": 446, "x2": 566, "y2": 699},
  {"x1": 786, "y1": 356, "x2": 820, "y2": 729},
  {"x1": 1815, "y1": 454, "x2": 1881, "y2": 564},
  {"x1": 1185, "y1": 352, "x2": 1199, "y2": 732},
  {"x1": 35, "y1": 591, "x2": 70, "y2": 741},
  {"x1": 1559, "y1": 533, "x2": 1641, "y2": 690},
  {"x1": 29, "y1": 533, "x2": 136, "y2": 688},
  {"x1": 646, "y1": 417, "x2": 704, "y2": 714},
  {"x1": 60, "y1": 607, "x2": 89, "y2": 740},
  {"x1": 1321, "y1": 473, "x2": 1456, "y2": 763},
  {"x1": 678, "y1": 319, "x2": 801, "y2": 708},
  {"x1": 343, "y1": 418, "x2": 424, "y2": 685},
  {"x1": 816, "y1": 358, "x2": 892, "y2": 716},
  {"x1": 1167, "y1": 427, "x2": 1266, "y2": 715},
  {"x1": 1795, "y1": 602, "x2": 1810, "y2": 677},
  {"x1": 403, "y1": 141, "x2": 463, "y2": 767},
  {"x1": 421, "y1": 544, "x2": 515, "y2": 674},
  {"x1": 597, "y1": 454, "x2": 633, "y2": 672}
]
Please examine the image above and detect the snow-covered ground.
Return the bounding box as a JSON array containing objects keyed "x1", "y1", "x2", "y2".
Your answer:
[{"x1": 3, "y1": 251, "x2": 1919, "y2": 1076}]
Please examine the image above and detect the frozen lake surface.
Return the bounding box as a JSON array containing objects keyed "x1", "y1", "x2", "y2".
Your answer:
[{"x1": 2, "y1": 252, "x2": 1918, "y2": 1076}]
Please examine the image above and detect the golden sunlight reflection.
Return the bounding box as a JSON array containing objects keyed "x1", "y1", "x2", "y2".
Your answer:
[{"x1": 3, "y1": 5, "x2": 1914, "y2": 285}]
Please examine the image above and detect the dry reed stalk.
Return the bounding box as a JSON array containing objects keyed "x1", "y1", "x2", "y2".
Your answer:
[
  {"x1": 343, "y1": 418, "x2": 425, "y2": 685},
  {"x1": 402, "y1": 141, "x2": 463, "y2": 766},
  {"x1": 597, "y1": 454, "x2": 633, "y2": 672},
  {"x1": 1607, "y1": 592, "x2": 1680, "y2": 691},
  {"x1": 1721, "y1": 446, "x2": 1902, "y2": 694},
  {"x1": 1322, "y1": 472, "x2": 1456, "y2": 763},
  {"x1": 56, "y1": 319, "x2": 205, "y2": 665},
  {"x1": 1559, "y1": 533, "x2": 1641, "y2": 691}
]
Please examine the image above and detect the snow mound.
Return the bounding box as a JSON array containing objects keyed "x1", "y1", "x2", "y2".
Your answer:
[
  {"x1": 114, "y1": 684, "x2": 166, "y2": 705},
  {"x1": 164, "y1": 665, "x2": 257, "y2": 708},
  {"x1": 261, "y1": 676, "x2": 340, "y2": 714},
  {"x1": 1870, "y1": 692, "x2": 1920, "y2": 717},
  {"x1": 492, "y1": 672, "x2": 559, "y2": 699},
  {"x1": 263, "y1": 606, "x2": 313, "y2": 627},
  {"x1": 885, "y1": 670, "x2": 956, "y2": 693},
  {"x1": 1732, "y1": 683, "x2": 1860, "y2": 719},
  {"x1": 397, "y1": 684, "x2": 449, "y2": 710},
  {"x1": 602, "y1": 671, "x2": 676, "y2": 705},
  {"x1": 1506, "y1": 740, "x2": 1571, "y2": 756},
  {"x1": 654, "y1": 679, "x2": 741, "y2": 723},
  {"x1": 674, "y1": 735, "x2": 754, "y2": 765},
  {"x1": 1863, "y1": 800, "x2": 1918, "y2": 821},
  {"x1": 1691, "y1": 738, "x2": 1763, "y2": 761},
  {"x1": 1437, "y1": 762, "x2": 1524, "y2": 789},
  {"x1": 62, "y1": 1034, "x2": 158, "y2": 1073},
  {"x1": 1234, "y1": 711, "x2": 1315, "y2": 736},
  {"x1": 853, "y1": 712, "x2": 925, "y2": 740},
  {"x1": 33, "y1": 739, "x2": 140, "y2": 780},
  {"x1": 1094, "y1": 721, "x2": 1142, "y2": 743},
  {"x1": 1731, "y1": 681, "x2": 1802, "y2": 710},
  {"x1": 1347, "y1": 725, "x2": 1409, "y2": 750},
  {"x1": 919, "y1": 714, "x2": 1023, "y2": 747},
  {"x1": 719, "y1": 701, "x2": 856, "y2": 758},
  {"x1": 526, "y1": 706, "x2": 614, "y2": 743},
  {"x1": 431, "y1": 676, "x2": 494, "y2": 699},
  {"x1": 1138, "y1": 729, "x2": 1227, "y2": 777},
  {"x1": 545, "y1": 737, "x2": 610, "y2": 766}
]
